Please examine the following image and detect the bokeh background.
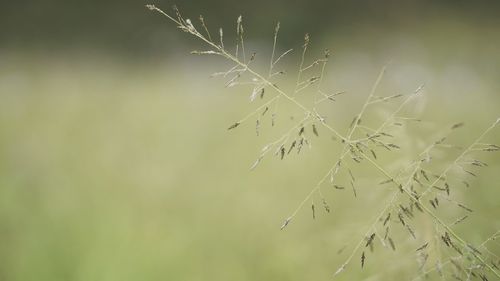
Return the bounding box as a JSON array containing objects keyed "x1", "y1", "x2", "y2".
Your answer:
[{"x1": 1, "y1": 0, "x2": 499, "y2": 280}]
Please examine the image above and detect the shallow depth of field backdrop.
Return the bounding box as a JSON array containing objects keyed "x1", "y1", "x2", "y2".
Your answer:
[{"x1": 0, "y1": 1, "x2": 499, "y2": 280}]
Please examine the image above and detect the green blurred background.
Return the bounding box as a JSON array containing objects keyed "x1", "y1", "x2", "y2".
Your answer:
[{"x1": 0, "y1": 0, "x2": 499, "y2": 280}]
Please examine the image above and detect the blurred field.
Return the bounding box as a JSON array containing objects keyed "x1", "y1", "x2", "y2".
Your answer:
[{"x1": 1, "y1": 20, "x2": 500, "y2": 281}]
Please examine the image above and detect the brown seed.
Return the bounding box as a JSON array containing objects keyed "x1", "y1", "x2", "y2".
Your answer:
[
  {"x1": 380, "y1": 179, "x2": 393, "y2": 185},
  {"x1": 227, "y1": 122, "x2": 240, "y2": 130},
  {"x1": 451, "y1": 122, "x2": 465, "y2": 129},
  {"x1": 297, "y1": 138, "x2": 304, "y2": 154},
  {"x1": 435, "y1": 137, "x2": 446, "y2": 144},
  {"x1": 365, "y1": 233, "x2": 376, "y2": 247},
  {"x1": 420, "y1": 170, "x2": 430, "y2": 181},
  {"x1": 441, "y1": 235, "x2": 450, "y2": 247},
  {"x1": 452, "y1": 215, "x2": 468, "y2": 225},
  {"x1": 406, "y1": 225, "x2": 416, "y2": 239},
  {"x1": 287, "y1": 140, "x2": 296, "y2": 154},
  {"x1": 416, "y1": 242, "x2": 428, "y2": 251},
  {"x1": 432, "y1": 185, "x2": 446, "y2": 192},
  {"x1": 349, "y1": 116, "x2": 358, "y2": 128},
  {"x1": 383, "y1": 213, "x2": 391, "y2": 226},
  {"x1": 429, "y1": 200, "x2": 436, "y2": 209},
  {"x1": 312, "y1": 124, "x2": 319, "y2": 136},
  {"x1": 400, "y1": 204, "x2": 414, "y2": 218},
  {"x1": 262, "y1": 106, "x2": 269, "y2": 116},
  {"x1": 457, "y1": 203, "x2": 473, "y2": 213},
  {"x1": 414, "y1": 202, "x2": 424, "y2": 213},
  {"x1": 464, "y1": 170, "x2": 477, "y2": 177},
  {"x1": 311, "y1": 203, "x2": 316, "y2": 219},
  {"x1": 467, "y1": 244, "x2": 482, "y2": 256},
  {"x1": 322, "y1": 198, "x2": 331, "y2": 213},
  {"x1": 299, "y1": 126, "x2": 305, "y2": 136},
  {"x1": 280, "y1": 217, "x2": 291, "y2": 230},
  {"x1": 387, "y1": 143, "x2": 400, "y2": 149},
  {"x1": 324, "y1": 49, "x2": 330, "y2": 58},
  {"x1": 398, "y1": 213, "x2": 406, "y2": 226}
]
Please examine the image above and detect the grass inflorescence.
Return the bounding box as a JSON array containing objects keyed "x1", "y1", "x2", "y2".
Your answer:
[{"x1": 147, "y1": 4, "x2": 500, "y2": 279}]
